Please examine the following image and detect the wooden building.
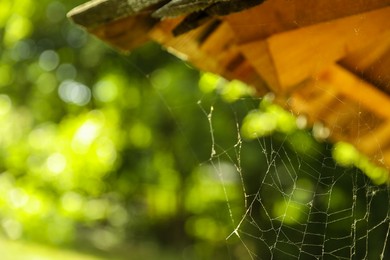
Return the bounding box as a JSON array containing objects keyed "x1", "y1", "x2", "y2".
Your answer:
[{"x1": 68, "y1": 0, "x2": 390, "y2": 170}]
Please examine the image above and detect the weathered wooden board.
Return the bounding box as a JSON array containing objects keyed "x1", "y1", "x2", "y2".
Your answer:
[
  {"x1": 289, "y1": 64, "x2": 390, "y2": 167},
  {"x1": 225, "y1": 0, "x2": 390, "y2": 43},
  {"x1": 149, "y1": 18, "x2": 269, "y2": 93},
  {"x1": 239, "y1": 6, "x2": 390, "y2": 92},
  {"x1": 86, "y1": 14, "x2": 156, "y2": 51},
  {"x1": 68, "y1": 0, "x2": 390, "y2": 171},
  {"x1": 341, "y1": 32, "x2": 390, "y2": 95}
]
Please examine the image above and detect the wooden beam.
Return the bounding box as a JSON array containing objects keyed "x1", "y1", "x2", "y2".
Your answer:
[
  {"x1": 239, "y1": 6, "x2": 390, "y2": 92},
  {"x1": 318, "y1": 65, "x2": 390, "y2": 120},
  {"x1": 225, "y1": 0, "x2": 390, "y2": 43},
  {"x1": 88, "y1": 15, "x2": 155, "y2": 51},
  {"x1": 238, "y1": 40, "x2": 280, "y2": 92},
  {"x1": 357, "y1": 122, "x2": 390, "y2": 156},
  {"x1": 289, "y1": 64, "x2": 390, "y2": 167}
]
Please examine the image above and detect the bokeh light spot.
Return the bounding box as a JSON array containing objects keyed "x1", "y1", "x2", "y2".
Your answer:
[
  {"x1": 129, "y1": 122, "x2": 152, "y2": 148},
  {"x1": 37, "y1": 72, "x2": 57, "y2": 94},
  {"x1": 0, "y1": 95, "x2": 12, "y2": 115},
  {"x1": 11, "y1": 40, "x2": 33, "y2": 61},
  {"x1": 46, "y1": 1, "x2": 66, "y2": 23},
  {"x1": 56, "y1": 63, "x2": 77, "y2": 81},
  {"x1": 93, "y1": 79, "x2": 118, "y2": 103},
  {"x1": 150, "y1": 69, "x2": 172, "y2": 89},
  {"x1": 66, "y1": 27, "x2": 87, "y2": 48},
  {"x1": 96, "y1": 138, "x2": 117, "y2": 166},
  {"x1": 46, "y1": 153, "x2": 67, "y2": 174},
  {"x1": 198, "y1": 72, "x2": 225, "y2": 93},
  {"x1": 72, "y1": 118, "x2": 102, "y2": 152},
  {"x1": 84, "y1": 199, "x2": 107, "y2": 221},
  {"x1": 39, "y1": 50, "x2": 60, "y2": 72},
  {"x1": 2, "y1": 218, "x2": 23, "y2": 240},
  {"x1": 58, "y1": 80, "x2": 91, "y2": 106},
  {"x1": 91, "y1": 228, "x2": 119, "y2": 250},
  {"x1": 108, "y1": 205, "x2": 128, "y2": 227},
  {"x1": 0, "y1": 64, "x2": 14, "y2": 87},
  {"x1": 8, "y1": 188, "x2": 29, "y2": 208},
  {"x1": 61, "y1": 192, "x2": 83, "y2": 214},
  {"x1": 4, "y1": 14, "x2": 32, "y2": 46}
]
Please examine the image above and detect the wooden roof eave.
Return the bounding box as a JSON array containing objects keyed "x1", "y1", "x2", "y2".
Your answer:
[{"x1": 68, "y1": 0, "x2": 390, "y2": 171}]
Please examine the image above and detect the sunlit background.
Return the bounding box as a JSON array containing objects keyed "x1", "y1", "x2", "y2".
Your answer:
[{"x1": 0, "y1": 0, "x2": 388, "y2": 259}]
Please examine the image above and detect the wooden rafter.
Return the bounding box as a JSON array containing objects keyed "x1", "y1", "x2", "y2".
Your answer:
[{"x1": 68, "y1": 0, "x2": 390, "y2": 170}]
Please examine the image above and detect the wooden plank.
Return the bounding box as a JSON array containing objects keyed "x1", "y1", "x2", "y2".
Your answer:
[
  {"x1": 149, "y1": 19, "x2": 242, "y2": 81},
  {"x1": 224, "y1": 0, "x2": 390, "y2": 43},
  {"x1": 240, "y1": 6, "x2": 390, "y2": 92},
  {"x1": 289, "y1": 80, "x2": 340, "y2": 122},
  {"x1": 311, "y1": 65, "x2": 390, "y2": 165},
  {"x1": 341, "y1": 33, "x2": 390, "y2": 95},
  {"x1": 88, "y1": 15, "x2": 155, "y2": 51},
  {"x1": 238, "y1": 40, "x2": 280, "y2": 92},
  {"x1": 149, "y1": 18, "x2": 214, "y2": 64},
  {"x1": 149, "y1": 19, "x2": 268, "y2": 91},
  {"x1": 228, "y1": 58, "x2": 268, "y2": 94},
  {"x1": 287, "y1": 64, "x2": 390, "y2": 167},
  {"x1": 341, "y1": 31, "x2": 390, "y2": 72},
  {"x1": 318, "y1": 65, "x2": 390, "y2": 120},
  {"x1": 382, "y1": 149, "x2": 390, "y2": 168},
  {"x1": 67, "y1": 0, "x2": 142, "y2": 28},
  {"x1": 322, "y1": 97, "x2": 383, "y2": 144},
  {"x1": 357, "y1": 122, "x2": 390, "y2": 155},
  {"x1": 367, "y1": 49, "x2": 390, "y2": 95},
  {"x1": 269, "y1": 6, "x2": 390, "y2": 90},
  {"x1": 200, "y1": 22, "x2": 234, "y2": 54}
]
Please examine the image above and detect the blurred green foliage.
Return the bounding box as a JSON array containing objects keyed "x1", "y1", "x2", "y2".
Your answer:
[{"x1": 0, "y1": 0, "x2": 389, "y2": 259}]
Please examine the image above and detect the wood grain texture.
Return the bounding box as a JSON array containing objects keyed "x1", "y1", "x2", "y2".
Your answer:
[
  {"x1": 289, "y1": 64, "x2": 390, "y2": 166},
  {"x1": 224, "y1": 0, "x2": 390, "y2": 43},
  {"x1": 68, "y1": 0, "x2": 390, "y2": 169},
  {"x1": 68, "y1": 0, "x2": 138, "y2": 28},
  {"x1": 240, "y1": 6, "x2": 390, "y2": 91}
]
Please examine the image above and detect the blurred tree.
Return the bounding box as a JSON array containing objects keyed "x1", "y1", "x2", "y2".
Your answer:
[
  {"x1": 0, "y1": 0, "x2": 388, "y2": 259},
  {"x1": 0, "y1": 1, "x2": 251, "y2": 257}
]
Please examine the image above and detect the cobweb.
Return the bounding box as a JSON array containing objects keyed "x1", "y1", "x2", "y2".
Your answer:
[
  {"x1": 132, "y1": 7, "x2": 390, "y2": 258},
  {"x1": 46, "y1": 5, "x2": 389, "y2": 260},
  {"x1": 2, "y1": 1, "x2": 390, "y2": 259},
  {"x1": 193, "y1": 86, "x2": 390, "y2": 259},
  {"x1": 143, "y1": 62, "x2": 390, "y2": 259},
  {"x1": 63, "y1": 1, "x2": 390, "y2": 258},
  {"x1": 129, "y1": 41, "x2": 390, "y2": 257}
]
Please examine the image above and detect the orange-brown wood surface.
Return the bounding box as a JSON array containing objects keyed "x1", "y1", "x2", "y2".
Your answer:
[
  {"x1": 69, "y1": 0, "x2": 390, "y2": 170},
  {"x1": 225, "y1": 0, "x2": 390, "y2": 43}
]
